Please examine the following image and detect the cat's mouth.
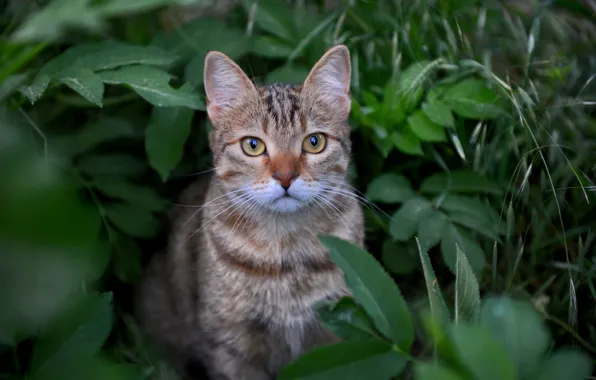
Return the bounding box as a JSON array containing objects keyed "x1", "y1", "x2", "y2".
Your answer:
[{"x1": 271, "y1": 194, "x2": 303, "y2": 213}]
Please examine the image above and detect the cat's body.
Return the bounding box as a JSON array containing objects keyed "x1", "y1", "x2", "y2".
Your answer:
[{"x1": 137, "y1": 46, "x2": 364, "y2": 380}]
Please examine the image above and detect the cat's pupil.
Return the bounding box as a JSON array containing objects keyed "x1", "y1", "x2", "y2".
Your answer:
[
  {"x1": 249, "y1": 139, "x2": 258, "y2": 149},
  {"x1": 309, "y1": 136, "x2": 318, "y2": 146}
]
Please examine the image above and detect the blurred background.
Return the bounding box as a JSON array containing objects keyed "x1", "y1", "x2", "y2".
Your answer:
[{"x1": 0, "y1": 0, "x2": 595, "y2": 379}]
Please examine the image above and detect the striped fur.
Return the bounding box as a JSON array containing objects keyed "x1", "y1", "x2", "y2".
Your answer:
[{"x1": 137, "y1": 45, "x2": 364, "y2": 380}]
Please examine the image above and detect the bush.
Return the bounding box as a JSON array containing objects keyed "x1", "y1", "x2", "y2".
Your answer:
[{"x1": 0, "y1": 0, "x2": 594, "y2": 379}]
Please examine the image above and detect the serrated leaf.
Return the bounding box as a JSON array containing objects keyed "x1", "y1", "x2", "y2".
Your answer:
[
  {"x1": 414, "y1": 362, "x2": 465, "y2": 380},
  {"x1": 381, "y1": 238, "x2": 418, "y2": 275},
  {"x1": 317, "y1": 297, "x2": 377, "y2": 341},
  {"x1": 442, "y1": 79, "x2": 504, "y2": 119},
  {"x1": 365, "y1": 173, "x2": 415, "y2": 204},
  {"x1": 455, "y1": 245, "x2": 481, "y2": 324},
  {"x1": 535, "y1": 350, "x2": 593, "y2": 380},
  {"x1": 100, "y1": 66, "x2": 204, "y2": 109},
  {"x1": 59, "y1": 68, "x2": 104, "y2": 106},
  {"x1": 278, "y1": 339, "x2": 408, "y2": 380},
  {"x1": 449, "y1": 324, "x2": 516, "y2": 380},
  {"x1": 112, "y1": 235, "x2": 142, "y2": 283},
  {"x1": 420, "y1": 170, "x2": 503, "y2": 195},
  {"x1": 422, "y1": 99, "x2": 454, "y2": 127},
  {"x1": 415, "y1": 238, "x2": 451, "y2": 327},
  {"x1": 30, "y1": 293, "x2": 113, "y2": 378},
  {"x1": 407, "y1": 110, "x2": 447, "y2": 142},
  {"x1": 480, "y1": 297, "x2": 551, "y2": 379},
  {"x1": 417, "y1": 209, "x2": 448, "y2": 251},
  {"x1": 146, "y1": 101, "x2": 194, "y2": 181},
  {"x1": 249, "y1": 36, "x2": 294, "y2": 58},
  {"x1": 392, "y1": 129, "x2": 423, "y2": 156},
  {"x1": 390, "y1": 197, "x2": 432, "y2": 242},
  {"x1": 90, "y1": 178, "x2": 168, "y2": 212},
  {"x1": 440, "y1": 224, "x2": 485, "y2": 275},
  {"x1": 77, "y1": 154, "x2": 147, "y2": 177},
  {"x1": 320, "y1": 236, "x2": 413, "y2": 350},
  {"x1": 104, "y1": 203, "x2": 159, "y2": 238}
]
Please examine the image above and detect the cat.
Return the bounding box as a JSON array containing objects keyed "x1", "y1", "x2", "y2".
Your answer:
[{"x1": 136, "y1": 45, "x2": 365, "y2": 380}]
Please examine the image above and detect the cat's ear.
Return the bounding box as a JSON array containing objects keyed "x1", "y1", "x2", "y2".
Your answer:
[
  {"x1": 303, "y1": 45, "x2": 351, "y2": 115},
  {"x1": 204, "y1": 51, "x2": 257, "y2": 122}
]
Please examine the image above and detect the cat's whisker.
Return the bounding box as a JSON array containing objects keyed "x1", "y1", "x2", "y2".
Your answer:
[
  {"x1": 223, "y1": 194, "x2": 261, "y2": 251},
  {"x1": 316, "y1": 193, "x2": 353, "y2": 232},
  {"x1": 181, "y1": 187, "x2": 250, "y2": 228},
  {"x1": 318, "y1": 184, "x2": 391, "y2": 221}
]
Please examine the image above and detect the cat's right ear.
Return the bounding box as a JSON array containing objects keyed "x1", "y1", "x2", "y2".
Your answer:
[{"x1": 204, "y1": 51, "x2": 257, "y2": 123}]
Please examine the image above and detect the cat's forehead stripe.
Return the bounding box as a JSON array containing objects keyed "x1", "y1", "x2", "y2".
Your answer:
[{"x1": 260, "y1": 84, "x2": 301, "y2": 129}]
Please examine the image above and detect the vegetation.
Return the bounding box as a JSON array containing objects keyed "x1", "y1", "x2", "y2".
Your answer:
[{"x1": 1, "y1": 0, "x2": 595, "y2": 379}]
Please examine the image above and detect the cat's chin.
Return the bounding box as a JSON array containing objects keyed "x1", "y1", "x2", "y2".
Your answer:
[{"x1": 269, "y1": 196, "x2": 304, "y2": 213}]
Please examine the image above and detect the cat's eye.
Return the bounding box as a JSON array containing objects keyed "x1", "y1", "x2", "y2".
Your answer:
[
  {"x1": 302, "y1": 133, "x2": 327, "y2": 154},
  {"x1": 241, "y1": 137, "x2": 266, "y2": 156}
]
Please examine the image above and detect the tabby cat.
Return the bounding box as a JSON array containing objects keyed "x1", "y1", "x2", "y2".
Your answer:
[{"x1": 137, "y1": 45, "x2": 365, "y2": 380}]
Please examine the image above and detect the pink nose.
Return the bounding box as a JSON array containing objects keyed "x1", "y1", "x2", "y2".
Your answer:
[{"x1": 273, "y1": 170, "x2": 298, "y2": 189}]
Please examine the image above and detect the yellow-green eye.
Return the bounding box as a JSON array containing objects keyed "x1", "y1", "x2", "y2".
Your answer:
[
  {"x1": 241, "y1": 137, "x2": 266, "y2": 156},
  {"x1": 302, "y1": 133, "x2": 327, "y2": 154}
]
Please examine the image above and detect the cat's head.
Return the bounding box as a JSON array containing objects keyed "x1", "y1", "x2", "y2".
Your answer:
[{"x1": 203, "y1": 45, "x2": 352, "y2": 213}]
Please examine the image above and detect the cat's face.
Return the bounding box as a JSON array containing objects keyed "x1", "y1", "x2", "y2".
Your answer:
[{"x1": 204, "y1": 46, "x2": 352, "y2": 213}]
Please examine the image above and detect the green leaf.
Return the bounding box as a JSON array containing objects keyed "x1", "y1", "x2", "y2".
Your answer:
[
  {"x1": 90, "y1": 178, "x2": 168, "y2": 212},
  {"x1": 317, "y1": 297, "x2": 377, "y2": 341},
  {"x1": 267, "y1": 64, "x2": 310, "y2": 84},
  {"x1": 480, "y1": 297, "x2": 550, "y2": 379},
  {"x1": 407, "y1": 110, "x2": 447, "y2": 142},
  {"x1": 320, "y1": 236, "x2": 413, "y2": 351},
  {"x1": 449, "y1": 324, "x2": 516, "y2": 380},
  {"x1": 392, "y1": 129, "x2": 423, "y2": 156},
  {"x1": 415, "y1": 238, "x2": 451, "y2": 327},
  {"x1": 422, "y1": 99, "x2": 455, "y2": 127},
  {"x1": 414, "y1": 362, "x2": 465, "y2": 380},
  {"x1": 417, "y1": 209, "x2": 448, "y2": 251},
  {"x1": 442, "y1": 79, "x2": 504, "y2": 119},
  {"x1": 112, "y1": 235, "x2": 143, "y2": 283},
  {"x1": 440, "y1": 224, "x2": 485, "y2": 275},
  {"x1": 448, "y1": 211, "x2": 501, "y2": 241},
  {"x1": 278, "y1": 339, "x2": 408, "y2": 380},
  {"x1": 365, "y1": 173, "x2": 415, "y2": 203},
  {"x1": 100, "y1": 66, "x2": 204, "y2": 109},
  {"x1": 96, "y1": 0, "x2": 188, "y2": 16},
  {"x1": 104, "y1": 203, "x2": 159, "y2": 238},
  {"x1": 420, "y1": 170, "x2": 503, "y2": 195},
  {"x1": 58, "y1": 68, "x2": 105, "y2": 106},
  {"x1": 30, "y1": 293, "x2": 113, "y2": 378},
  {"x1": 535, "y1": 349, "x2": 593, "y2": 380},
  {"x1": 381, "y1": 238, "x2": 418, "y2": 275},
  {"x1": 77, "y1": 154, "x2": 147, "y2": 178},
  {"x1": 454, "y1": 245, "x2": 481, "y2": 324},
  {"x1": 145, "y1": 102, "x2": 194, "y2": 181},
  {"x1": 244, "y1": 0, "x2": 296, "y2": 42},
  {"x1": 249, "y1": 36, "x2": 294, "y2": 58},
  {"x1": 390, "y1": 197, "x2": 432, "y2": 242},
  {"x1": 438, "y1": 195, "x2": 504, "y2": 236}
]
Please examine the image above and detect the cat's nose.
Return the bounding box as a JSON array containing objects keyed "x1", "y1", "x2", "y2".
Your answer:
[{"x1": 273, "y1": 170, "x2": 298, "y2": 190}]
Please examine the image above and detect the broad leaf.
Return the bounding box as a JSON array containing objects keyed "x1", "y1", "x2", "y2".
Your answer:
[
  {"x1": 249, "y1": 36, "x2": 294, "y2": 58},
  {"x1": 438, "y1": 195, "x2": 504, "y2": 235},
  {"x1": 414, "y1": 362, "x2": 465, "y2": 380},
  {"x1": 442, "y1": 79, "x2": 504, "y2": 119},
  {"x1": 381, "y1": 238, "x2": 418, "y2": 275},
  {"x1": 279, "y1": 339, "x2": 408, "y2": 380},
  {"x1": 100, "y1": 66, "x2": 204, "y2": 109},
  {"x1": 415, "y1": 238, "x2": 451, "y2": 327},
  {"x1": 104, "y1": 203, "x2": 160, "y2": 238},
  {"x1": 480, "y1": 297, "x2": 550, "y2": 379},
  {"x1": 267, "y1": 64, "x2": 310, "y2": 84},
  {"x1": 244, "y1": 0, "x2": 296, "y2": 42},
  {"x1": 390, "y1": 197, "x2": 432, "y2": 241},
  {"x1": 440, "y1": 224, "x2": 485, "y2": 275},
  {"x1": 365, "y1": 173, "x2": 415, "y2": 204},
  {"x1": 145, "y1": 100, "x2": 194, "y2": 181},
  {"x1": 422, "y1": 99, "x2": 454, "y2": 127},
  {"x1": 77, "y1": 154, "x2": 147, "y2": 178},
  {"x1": 417, "y1": 209, "x2": 448, "y2": 251},
  {"x1": 535, "y1": 349, "x2": 593, "y2": 380},
  {"x1": 454, "y1": 245, "x2": 481, "y2": 324},
  {"x1": 317, "y1": 297, "x2": 377, "y2": 341},
  {"x1": 420, "y1": 170, "x2": 503, "y2": 195},
  {"x1": 30, "y1": 293, "x2": 113, "y2": 378},
  {"x1": 90, "y1": 178, "x2": 168, "y2": 212},
  {"x1": 407, "y1": 110, "x2": 447, "y2": 142},
  {"x1": 320, "y1": 236, "x2": 413, "y2": 351},
  {"x1": 392, "y1": 129, "x2": 423, "y2": 156},
  {"x1": 449, "y1": 324, "x2": 516, "y2": 380},
  {"x1": 58, "y1": 68, "x2": 104, "y2": 106}
]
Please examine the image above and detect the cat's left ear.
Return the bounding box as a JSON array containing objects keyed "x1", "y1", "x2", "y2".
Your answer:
[{"x1": 303, "y1": 45, "x2": 351, "y2": 116}]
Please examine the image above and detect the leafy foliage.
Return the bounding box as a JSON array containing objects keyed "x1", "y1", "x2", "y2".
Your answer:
[{"x1": 1, "y1": 0, "x2": 595, "y2": 379}]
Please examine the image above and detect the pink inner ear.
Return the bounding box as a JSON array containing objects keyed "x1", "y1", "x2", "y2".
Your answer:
[{"x1": 304, "y1": 46, "x2": 351, "y2": 113}]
